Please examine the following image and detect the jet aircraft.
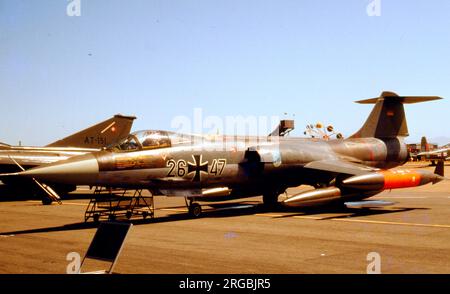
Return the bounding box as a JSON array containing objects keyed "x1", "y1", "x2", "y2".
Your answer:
[
  {"x1": 0, "y1": 114, "x2": 135, "y2": 203},
  {"x1": 416, "y1": 137, "x2": 450, "y2": 164},
  {"x1": 1, "y1": 92, "x2": 444, "y2": 216}
]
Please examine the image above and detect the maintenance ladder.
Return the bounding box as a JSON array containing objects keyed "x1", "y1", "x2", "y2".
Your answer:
[{"x1": 84, "y1": 187, "x2": 154, "y2": 222}]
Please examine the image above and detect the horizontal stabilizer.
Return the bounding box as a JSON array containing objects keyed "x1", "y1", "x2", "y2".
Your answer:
[
  {"x1": 356, "y1": 91, "x2": 442, "y2": 104},
  {"x1": 350, "y1": 91, "x2": 443, "y2": 139}
]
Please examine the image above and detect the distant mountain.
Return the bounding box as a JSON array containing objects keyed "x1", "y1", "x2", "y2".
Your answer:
[{"x1": 430, "y1": 136, "x2": 450, "y2": 146}]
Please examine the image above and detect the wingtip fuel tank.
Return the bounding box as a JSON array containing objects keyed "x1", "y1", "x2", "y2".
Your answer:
[{"x1": 341, "y1": 169, "x2": 444, "y2": 191}]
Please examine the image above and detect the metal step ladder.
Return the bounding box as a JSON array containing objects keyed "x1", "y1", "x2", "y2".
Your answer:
[{"x1": 84, "y1": 187, "x2": 154, "y2": 222}]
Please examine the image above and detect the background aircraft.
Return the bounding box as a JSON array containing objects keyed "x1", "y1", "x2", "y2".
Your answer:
[
  {"x1": 2, "y1": 91, "x2": 444, "y2": 216},
  {"x1": 0, "y1": 114, "x2": 135, "y2": 204},
  {"x1": 416, "y1": 137, "x2": 450, "y2": 164}
]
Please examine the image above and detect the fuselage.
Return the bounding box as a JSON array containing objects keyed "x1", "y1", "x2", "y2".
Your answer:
[{"x1": 20, "y1": 130, "x2": 409, "y2": 198}]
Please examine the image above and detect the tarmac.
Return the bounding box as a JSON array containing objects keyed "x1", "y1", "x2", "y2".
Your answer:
[{"x1": 0, "y1": 162, "x2": 449, "y2": 274}]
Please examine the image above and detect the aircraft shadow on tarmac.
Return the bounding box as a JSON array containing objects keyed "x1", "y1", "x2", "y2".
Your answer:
[
  {"x1": 275, "y1": 206, "x2": 428, "y2": 220},
  {"x1": 0, "y1": 201, "x2": 429, "y2": 237},
  {"x1": 208, "y1": 203, "x2": 429, "y2": 221},
  {"x1": 0, "y1": 212, "x2": 205, "y2": 236},
  {"x1": 0, "y1": 185, "x2": 40, "y2": 201},
  {"x1": 0, "y1": 185, "x2": 98, "y2": 202}
]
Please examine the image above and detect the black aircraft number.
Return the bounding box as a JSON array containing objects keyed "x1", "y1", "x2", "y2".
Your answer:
[
  {"x1": 167, "y1": 159, "x2": 187, "y2": 177},
  {"x1": 209, "y1": 159, "x2": 227, "y2": 176},
  {"x1": 166, "y1": 158, "x2": 227, "y2": 179}
]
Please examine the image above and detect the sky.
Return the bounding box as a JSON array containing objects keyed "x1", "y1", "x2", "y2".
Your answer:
[{"x1": 1, "y1": 0, "x2": 450, "y2": 146}]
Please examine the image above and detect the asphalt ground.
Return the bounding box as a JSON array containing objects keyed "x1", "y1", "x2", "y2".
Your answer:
[{"x1": 0, "y1": 162, "x2": 449, "y2": 274}]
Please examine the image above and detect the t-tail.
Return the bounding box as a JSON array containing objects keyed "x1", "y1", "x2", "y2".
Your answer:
[
  {"x1": 46, "y1": 114, "x2": 136, "y2": 149},
  {"x1": 350, "y1": 91, "x2": 442, "y2": 139}
]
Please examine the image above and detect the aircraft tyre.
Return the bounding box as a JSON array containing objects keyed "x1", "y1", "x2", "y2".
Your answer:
[
  {"x1": 41, "y1": 197, "x2": 53, "y2": 205},
  {"x1": 189, "y1": 203, "x2": 202, "y2": 217}
]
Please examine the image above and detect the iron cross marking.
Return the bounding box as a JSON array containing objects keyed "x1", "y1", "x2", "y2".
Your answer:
[{"x1": 187, "y1": 155, "x2": 208, "y2": 182}]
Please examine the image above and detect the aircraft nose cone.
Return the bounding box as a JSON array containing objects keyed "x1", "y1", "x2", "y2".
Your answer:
[{"x1": 20, "y1": 153, "x2": 99, "y2": 185}]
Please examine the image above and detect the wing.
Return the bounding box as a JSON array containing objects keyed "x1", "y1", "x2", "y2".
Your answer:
[
  {"x1": 418, "y1": 147, "x2": 450, "y2": 156},
  {"x1": 303, "y1": 159, "x2": 379, "y2": 176}
]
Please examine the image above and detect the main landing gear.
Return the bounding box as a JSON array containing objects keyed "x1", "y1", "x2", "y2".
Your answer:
[
  {"x1": 262, "y1": 191, "x2": 279, "y2": 208},
  {"x1": 185, "y1": 198, "x2": 202, "y2": 218}
]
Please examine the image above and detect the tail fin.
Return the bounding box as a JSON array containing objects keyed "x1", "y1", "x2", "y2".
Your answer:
[
  {"x1": 420, "y1": 136, "x2": 429, "y2": 152},
  {"x1": 46, "y1": 114, "x2": 136, "y2": 148},
  {"x1": 350, "y1": 91, "x2": 442, "y2": 139}
]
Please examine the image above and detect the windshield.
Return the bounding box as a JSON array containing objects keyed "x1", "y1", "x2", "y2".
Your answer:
[
  {"x1": 111, "y1": 135, "x2": 141, "y2": 151},
  {"x1": 108, "y1": 130, "x2": 172, "y2": 151},
  {"x1": 136, "y1": 130, "x2": 171, "y2": 149}
]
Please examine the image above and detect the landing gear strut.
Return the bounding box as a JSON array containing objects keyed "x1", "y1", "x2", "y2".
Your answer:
[
  {"x1": 185, "y1": 198, "x2": 202, "y2": 217},
  {"x1": 262, "y1": 191, "x2": 279, "y2": 208}
]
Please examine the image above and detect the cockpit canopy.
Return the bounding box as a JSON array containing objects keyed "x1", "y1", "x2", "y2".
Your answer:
[{"x1": 108, "y1": 130, "x2": 196, "y2": 151}]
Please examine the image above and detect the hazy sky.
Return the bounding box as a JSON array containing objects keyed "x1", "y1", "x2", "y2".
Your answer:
[{"x1": 1, "y1": 0, "x2": 450, "y2": 146}]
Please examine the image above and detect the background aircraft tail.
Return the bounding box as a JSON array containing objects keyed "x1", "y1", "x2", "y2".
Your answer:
[
  {"x1": 46, "y1": 114, "x2": 136, "y2": 148},
  {"x1": 350, "y1": 91, "x2": 442, "y2": 139},
  {"x1": 420, "y1": 136, "x2": 429, "y2": 152}
]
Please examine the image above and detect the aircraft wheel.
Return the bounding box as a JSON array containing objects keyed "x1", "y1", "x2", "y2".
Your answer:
[
  {"x1": 126, "y1": 211, "x2": 132, "y2": 219},
  {"x1": 42, "y1": 197, "x2": 53, "y2": 205},
  {"x1": 262, "y1": 192, "x2": 279, "y2": 208},
  {"x1": 108, "y1": 214, "x2": 116, "y2": 221},
  {"x1": 93, "y1": 214, "x2": 100, "y2": 223},
  {"x1": 189, "y1": 203, "x2": 202, "y2": 218}
]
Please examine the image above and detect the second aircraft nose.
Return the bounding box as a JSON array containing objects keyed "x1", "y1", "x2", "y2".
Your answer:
[{"x1": 19, "y1": 153, "x2": 99, "y2": 185}]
